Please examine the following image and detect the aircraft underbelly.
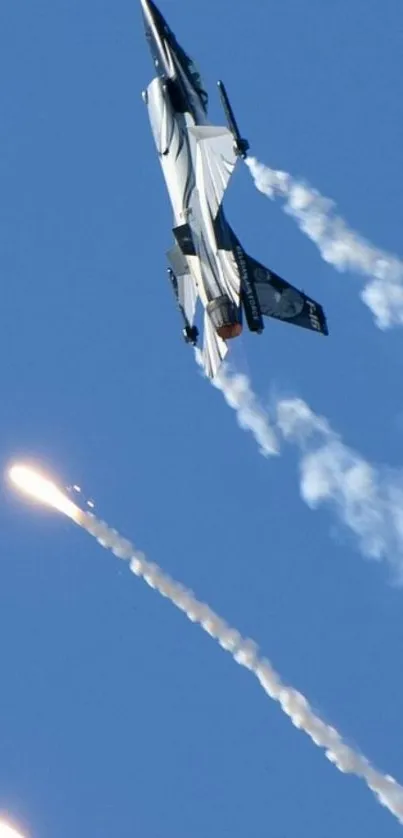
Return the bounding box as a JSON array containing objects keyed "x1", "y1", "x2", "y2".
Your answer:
[
  {"x1": 192, "y1": 208, "x2": 241, "y2": 308},
  {"x1": 192, "y1": 136, "x2": 241, "y2": 308},
  {"x1": 146, "y1": 78, "x2": 198, "y2": 222},
  {"x1": 145, "y1": 77, "x2": 242, "y2": 320}
]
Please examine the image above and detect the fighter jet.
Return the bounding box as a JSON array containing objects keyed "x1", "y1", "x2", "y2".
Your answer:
[{"x1": 141, "y1": 0, "x2": 328, "y2": 378}]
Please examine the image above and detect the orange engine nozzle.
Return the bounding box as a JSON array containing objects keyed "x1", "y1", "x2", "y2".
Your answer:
[
  {"x1": 216, "y1": 322, "x2": 243, "y2": 340},
  {"x1": 207, "y1": 295, "x2": 242, "y2": 342}
]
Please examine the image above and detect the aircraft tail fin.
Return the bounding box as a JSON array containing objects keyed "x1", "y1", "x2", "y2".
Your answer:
[{"x1": 235, "y1": 241, "x2": 328, "y2": 335}]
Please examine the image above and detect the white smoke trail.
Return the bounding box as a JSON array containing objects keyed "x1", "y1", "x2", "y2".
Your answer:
[
  {"x1": 246, "y1": 156, "x2": 403, "y2": 330},
  {"x1": 195, "y1": 347, "x2": 403, "y2": 566},
  {"x1": 277, "y1": 397, "x2": 403, "y2": 569},
  {"x1": 197, "y1": 339, "x2": 403, "y2": 566},
  {"x1": 194, "y1": 348, "x2": 279, "y2": 456},
  {"x1": 75, "y1": 507, "x2": 403, "y2": 824}
]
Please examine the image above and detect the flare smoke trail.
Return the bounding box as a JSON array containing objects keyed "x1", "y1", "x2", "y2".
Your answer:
[
  {"x1": 194, "y1": 348, "x2": 279, "y2": 456},
  {"x1": 246, "y1": 156, "x2": 403, "y2": 330},
  {"x1": 74, "y1": 508, "x2": 403, "y2": 823},
  {"x1": 9, "y1": 465, "x2": 403, "y2": 823}
]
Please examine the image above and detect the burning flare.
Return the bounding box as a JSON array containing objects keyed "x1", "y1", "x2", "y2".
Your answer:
[
  {"x1": 9, "y1": 464, "x2": 84, "y2": 523},
  {"x1": 8, "y1": 460, "x2": 403, "y2": 825},
  {"x1": 0, "y1": 823, "x2": 26, "y2": 838}
]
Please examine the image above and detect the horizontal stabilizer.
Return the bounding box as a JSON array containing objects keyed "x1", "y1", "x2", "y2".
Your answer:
[{"x1": 178, "y1": 273, "x2": 198, "y2": 327}]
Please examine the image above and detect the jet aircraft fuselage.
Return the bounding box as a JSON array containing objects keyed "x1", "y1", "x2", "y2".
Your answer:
[{"x1": 140, "y1": 0, "x2": 328, "y2": 377}]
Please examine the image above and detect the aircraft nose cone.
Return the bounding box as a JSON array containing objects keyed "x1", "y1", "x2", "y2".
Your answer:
[
  {"x1": 140, "y1": 0, "x2": 151, "y2": 22},
  {"x1": 140, "y1": 0, "x2": 166, "y2": 43},
  {"x1": 140, "y1": 0, "x2": 154, "y2": 31},
  {"x1": 140, "y1": 0, "x2": 160, "y2": 25},
  {"x1": 141, "y1": 0, "x2": 173, "y2": 79}
]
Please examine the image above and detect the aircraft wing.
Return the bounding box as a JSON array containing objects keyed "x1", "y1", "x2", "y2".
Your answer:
[
  {"x1": 201, "y1": 311, "x2": 228, "y2": 379},
  {"x1": 188, "y1": 126, "x2": 238, "y2": 219}
]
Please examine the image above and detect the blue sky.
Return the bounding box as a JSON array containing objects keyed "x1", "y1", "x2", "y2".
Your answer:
[{"x1": 1, "y1": 0, "x2": 403, "y2": 835}]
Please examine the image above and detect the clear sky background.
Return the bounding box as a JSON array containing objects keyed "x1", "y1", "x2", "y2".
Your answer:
[{"x1": 1, "y1": 1, "x2": 403, "y2": 836}]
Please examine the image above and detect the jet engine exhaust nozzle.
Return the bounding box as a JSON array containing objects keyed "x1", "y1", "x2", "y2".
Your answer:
[{"x1": 207, "y1": 295, "x2": 243, "y2": 340}]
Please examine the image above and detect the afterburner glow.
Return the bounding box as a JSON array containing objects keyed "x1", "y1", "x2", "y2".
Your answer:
[{"x1": 9, "y1": 464, "x2": 83, "y2": 522}]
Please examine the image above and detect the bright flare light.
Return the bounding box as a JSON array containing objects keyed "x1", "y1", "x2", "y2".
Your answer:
[
  {"x1": 9, "y1": 464, "x2": 83, "y2": 522},
  {"x1": 0, "y1": 823, "x2": 26, "y2": 838}
]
